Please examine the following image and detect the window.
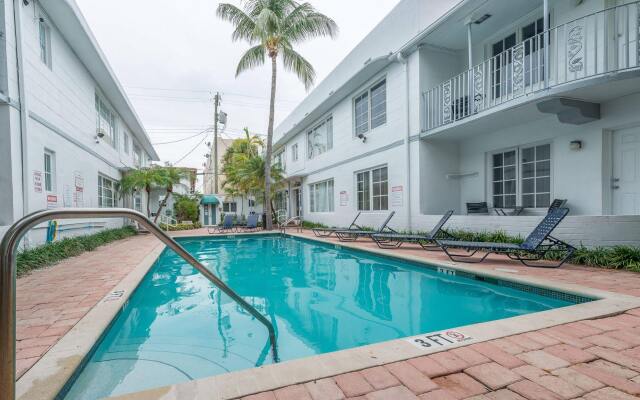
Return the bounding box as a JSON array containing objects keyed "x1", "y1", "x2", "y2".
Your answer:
[
  {"x1": 354, "y1": 79, "x2": 386, "y2": 135},
  {"x1": 223, "y1": 202, "x2": 237, "y2": 213},
  {"x1": 274, "y1": 148, "x2": 286, "y2": 170},
  {"x1": 39, "y1": 19, "x2": 51, "y2": 68},
  {"x1": 307, "y1": 116, "x2": 333, "y2": 159},
  {"x1": 309, "y1": 179, "x2": 334, "y2": 212},
  {"x1": 95, "y1": 94, "x2": 117, "y2": 148},
  {"x1": 490, "y1": 144, "x2": 551, "y2": 209},
  {"x1": 123, "y1": 132, "x2": 130, "y2": 154},
  {"x1": 248, "y1": 198, "x2": 256, "y2": 208},
  {"x1": 133, "y1": 144, "x2": 142, "y2": 167},
  {"x1": 43, "y1": 149, "x2": 55, "y2": 192},
  {"x1": 492, "y1": 150, "x2": 517, "y2": 208},
  {"x1": 356, "y1": 166, "x2": 388, "y2": 211},
  {"x1": 133, "y1": 192, "x2": 142, "y2": 212},
  {"x1": 98, "y1": 175, "x2": 117, "y2": 208},
  {"x1": 291, "y1": 143, "x2": 298, "y2": 162},
  {"x1": 521, "y1": 144, "x2": 551, "y2": 208}
]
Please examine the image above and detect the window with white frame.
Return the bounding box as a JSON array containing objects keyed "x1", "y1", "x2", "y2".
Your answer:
[
  {"x1": 123, "y1": 132, "x2": 130, "y2": 154},
  {"x1": 309, "y1": 179, "x2": 334, "y2": 212},
  {"x1": 133, "y1": 192, "x2": 142, "y2": 212},
  {"x1": 248, "y1": 198, "x2": 256, "y2": 208},
  {"x1": 307, "y1": 116, "x2": 332, "y2": 159},
  {"x1": 291, "y1": 143, "x2": 298, "y2": 162},
  {"x1": 274, "y1": 148, "x2": 286, "y2": 170},
  {"x1": 39, "y1": 19, "x2": 51, "y2": 68},
  {"x1": 354, "y1": 79, "x2": 386, "y2": 135},
  {"x1": 95, "y1": 94, "x2": 117, "y2": 148},
  {"x1": 133, "y1": 144, "x2": 142, "y2": 167},
  {"x1": 521, "y1": 144, "x2": 551, "y2": 208},
  {"x1": 490, "y1": 143, "x2": 551, "y2": 209},
  {"x1": 44, "y1": 149, "x2": 55, "y2": 192},
  {"x1": 98, "y1": 175, "x2": 117, "y2": 208},
  {"x1": 223, "y1": 202, "x2": 237, "y2": 213},
  {"x1": 356, "y1": 166, "x2": 388, "y2": 211}
]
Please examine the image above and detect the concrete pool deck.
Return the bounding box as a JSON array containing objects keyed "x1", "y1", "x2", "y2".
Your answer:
[{"x1": 14, "y1": 228, "x2": 640, "y2": 400}]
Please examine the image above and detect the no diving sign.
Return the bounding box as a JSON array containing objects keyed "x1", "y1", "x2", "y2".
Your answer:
[{"x1": 406, "y1": 330, "x2": 473, "y2": 350}]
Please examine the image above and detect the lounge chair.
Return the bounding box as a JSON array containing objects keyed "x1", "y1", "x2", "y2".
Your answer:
[
  {"x1": 312, "y1": 212, "x2": 362, "y2": 237},
  {"x1": 240, "y1": 214, "x2": 259, "y2": 232},
  {"x1": 437, "y1": 208, "x2": 575, "y2": 268},
  {"x1": 334, "y1": 211, "x2": 396, "y2": 242},
  {"x1": 371, "y1": 210, "x2": 455, "y2": 250},
  {"x1": 208, "y1": 214, "x2": 236, "y2": 234},
  {"x1": 467, "y1": 202, "x2": 489, "y2": 215},
  {"x1": 280, "y1": 216, "x2": 303, "y2": 233},
  {"x1": 548, "y1": 199, "x2": 567, "y2": 213}
]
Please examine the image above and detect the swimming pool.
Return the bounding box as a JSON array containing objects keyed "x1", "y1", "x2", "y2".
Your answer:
[{"x1": 62, "y1": 234, "x2": 586, "y2": 399}]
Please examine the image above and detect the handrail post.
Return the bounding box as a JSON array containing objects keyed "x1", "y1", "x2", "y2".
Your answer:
[{"x1": 0, "y1": 208, "x2": 279, "y2": 399}]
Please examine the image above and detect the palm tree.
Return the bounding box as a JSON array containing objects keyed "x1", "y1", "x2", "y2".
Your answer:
[
  {"x1": 154, "y1": 167, "x2": 189, "y2": 223},
  {"x1": 119, "y1": 166, "x2": 166, "y2": 218},
  {"x1": 217, "y1": 0, "x2": 338, "y2": 229}
]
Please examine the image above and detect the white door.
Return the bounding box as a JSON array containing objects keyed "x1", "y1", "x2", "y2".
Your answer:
[{"x1": 613, "y1": 127, "x2": 640, "y2": 215}]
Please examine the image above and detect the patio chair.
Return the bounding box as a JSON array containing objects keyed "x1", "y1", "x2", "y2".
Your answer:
[
  {"x1": 467, "y1": 202, "x2": 489, "y2": 215},
  {"x1": 312, "y1": 212, "x2": 362, "y2": 237},
  {"x1": 548, "y1": 199, "x2": 567, "y2": 213},
  {"x1": 207, "y1": 214, "x2": 236, "y2": 234},
  {"x1": 240, "y1": 214, "x2": 259, "y2": 232},
  {"x1": 436, "y1": 208, "x2": 575, "y2": 268},
  {"x1": 334, "y1": 211, "x2": 396, "y2": 242},
  {"x1": 371, "y1": 210, "x2": 456, "y2": 250},
  {"x1": 280, "y1": 216, "x2": 303, "y2": 233}
]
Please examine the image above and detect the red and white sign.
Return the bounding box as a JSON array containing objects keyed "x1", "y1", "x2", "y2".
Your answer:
[
  {"x1": 339, "y1": 191, "x2": 348, "y2": 206},
  {"x1": 391, "y1": 185, "x2": 403, "y2": 207},
  {"x1": 46, "y1": 194, "x2": 58, "y2": 210}
]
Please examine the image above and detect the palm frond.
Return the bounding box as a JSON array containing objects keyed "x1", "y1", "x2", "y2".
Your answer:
[
  {"x1": 236, "y1": 45, "x2": 267, "y2": 76},
  {"x1": 282, "y1": 3, "x2": 338, "y2": 43},
  {"x1": 217, "y1": 3, "x2": 257, "y2": 42},
  {"x1": 280, "y1": 44, "x2": 315, "y2": 89}
]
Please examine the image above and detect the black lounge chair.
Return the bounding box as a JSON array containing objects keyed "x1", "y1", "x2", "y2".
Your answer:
[
  {"x1": 548, "y1": 199, "x2": 567, "y2": 213},
  {"x1": 467, "y1": 202, "x2": 489, "y2": 215},
  {"x1": 312, "y1": 212, "x2": 362, "y2": 237},
  {"x1": 437, "y1": 208, "x2": 575, "y2": 268},
  {"x1": 371, "y1": 210, "x2": 456, "y2": 250},
  {"x1": 334, "y1": 211, "x2": 396, "y2": 242}
]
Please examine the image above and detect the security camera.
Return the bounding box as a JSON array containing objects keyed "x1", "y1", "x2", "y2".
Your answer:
[{"x1": 357, "y1": 133, "x2": 367, "y2": 143}]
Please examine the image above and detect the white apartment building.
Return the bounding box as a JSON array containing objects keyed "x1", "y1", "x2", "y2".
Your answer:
[
  {"x1": 273, "y1": 0, "x2": 640, "y2": 247},
  {"x1": 0, "y1": 0, "x2": 158, "y2": 245}
]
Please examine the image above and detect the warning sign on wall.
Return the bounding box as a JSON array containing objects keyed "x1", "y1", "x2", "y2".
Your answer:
[
  {"x1": 33, "y1": 171, "x2": 43, "y2": 193},
  {"x1": 391, "y1": 186, "x2": 403, "y2": 207},
  {"x1": 339, "y1": 191, "x2": 348, "y2": 206}
]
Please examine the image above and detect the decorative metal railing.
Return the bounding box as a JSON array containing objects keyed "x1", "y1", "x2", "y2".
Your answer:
[{"x1": 422, "y1": 2, "x2": 640, "y2": 132}]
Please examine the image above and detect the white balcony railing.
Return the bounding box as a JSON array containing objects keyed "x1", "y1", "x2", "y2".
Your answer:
[{"x1": 422, "y1": 2, "x2": 640, "y2": 132}]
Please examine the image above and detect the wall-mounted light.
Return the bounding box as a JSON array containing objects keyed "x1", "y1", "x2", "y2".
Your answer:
[
  {"x1": 473, "y1": 14, "x2": 492, "y2": 24},
  {"x1": 570, "y1": 140, "x2": 583, "y2": 151},
  {"x1": 357, "y1": 133, "x2": 367, "y2": 143}
]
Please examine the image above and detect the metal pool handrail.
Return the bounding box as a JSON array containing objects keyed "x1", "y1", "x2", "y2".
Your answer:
[{"x1": 0, "y1": 208, "x2": 279, "y2": 399}]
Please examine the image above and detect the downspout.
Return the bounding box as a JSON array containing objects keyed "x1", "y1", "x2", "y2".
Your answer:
[
  {"x1": 393, "y1": 52, "x2": 412, "y2": 231},
  {"x1": 13, "y1": 0, "x2": 29, "y2": 229}
]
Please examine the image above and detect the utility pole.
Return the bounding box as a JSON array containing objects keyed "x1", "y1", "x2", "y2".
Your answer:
[{"x1": 213, "y1": 92, "x2": 220, "y2": 194}]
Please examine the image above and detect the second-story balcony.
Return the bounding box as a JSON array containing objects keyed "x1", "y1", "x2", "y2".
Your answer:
[{"x1": 422, "y1": 2, "x2": 640, "y2": 133}]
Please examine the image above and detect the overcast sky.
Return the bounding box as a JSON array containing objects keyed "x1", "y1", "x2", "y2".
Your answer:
[{"x1": 76, "y1": 0, "x2": 403, "y2": 179}]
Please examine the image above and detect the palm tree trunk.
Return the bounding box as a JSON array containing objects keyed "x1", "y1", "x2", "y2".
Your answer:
[
  {"x1": 264, "y1": 55, "x2": 277, "y2": 230},
  {"x1": 145, "y1": 187, "x2": 151, "y2": 218}
]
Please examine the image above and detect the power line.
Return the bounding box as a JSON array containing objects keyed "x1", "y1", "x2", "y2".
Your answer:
[
  {"x1": 125, "y1": 85, "x2": 299, "y2": 104},
  {"x1": 152, "y1": 128, "x2": 212, "y2": 145},
  {"x1": 173, "y1": 132, "x2": 209, "y2": 165}
]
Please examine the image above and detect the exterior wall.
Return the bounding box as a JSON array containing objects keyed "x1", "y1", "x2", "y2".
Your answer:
[
  {"x1": 411, "y1": 214, "x2": 640, "y2": 248},
  {"x1": 199, "y1": 195, "x2": 264, "y2": 226},
  {"x1": 0, "y1": 0, "x2": 156, "y2": 246}
]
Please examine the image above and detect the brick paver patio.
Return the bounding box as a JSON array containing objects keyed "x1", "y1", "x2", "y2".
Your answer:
[{"x1": 15, "y1": 228, "x2": 640, "y2": 399}]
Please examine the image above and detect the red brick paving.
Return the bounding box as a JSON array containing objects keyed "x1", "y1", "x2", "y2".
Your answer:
[{"x1": 15, "y1": 228, "x2": 640, "y2": 399}]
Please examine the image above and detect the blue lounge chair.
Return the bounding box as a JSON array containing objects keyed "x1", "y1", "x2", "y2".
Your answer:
[
  {"x1": 334, "y1": 211, "x2": 396, "y2": 242},
  {"x1": 312, "y1": 212, "x2": 362, "y2": 237},
  {"x1": 240, "y1": 214, "x2": 259, "y2": 232},
  {"x1": 208, "y1": 214, "x2": 236, "y2": 234},
  {"x1": 437, "y1": 208, "x2": 575, "y2": 268},
  {"x1": 371, "y1": 210, "x2": 455, "y2": 250}
]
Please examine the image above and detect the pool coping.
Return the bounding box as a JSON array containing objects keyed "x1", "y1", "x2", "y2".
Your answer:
[{"x1": 16, "y1": 231, "x2": 640, "y2": 400}]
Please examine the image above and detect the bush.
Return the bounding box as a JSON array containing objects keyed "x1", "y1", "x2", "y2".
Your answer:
[
  {"x1": 159, "y1": 222, "x2": 203, "y2": 231},
  {"x1": 16, "y1": 226, "x2": 137, "y2": 277},
  {"x1": 173, "y1": 194, "x2": 200, "y2": 222}
]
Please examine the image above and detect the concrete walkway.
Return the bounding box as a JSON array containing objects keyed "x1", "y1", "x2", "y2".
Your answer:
[{"x1": 15, "y1": 228, "x2": 640, "y2": 399}]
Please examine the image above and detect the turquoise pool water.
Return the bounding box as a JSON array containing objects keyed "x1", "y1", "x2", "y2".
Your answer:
[{"x1": 63, "y1": 235, "x2": 577, "y2": 399}]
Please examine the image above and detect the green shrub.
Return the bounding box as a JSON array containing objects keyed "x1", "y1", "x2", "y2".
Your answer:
[
  {"x1": 301, "y1": 220, "x2": 328, "y2": 229},
  {"x1": 159, "y1": 222, "x2": 203, "y2": 231},
  {"x1": 16, "y1": 226, "x2": 137, "y2": 277},
  {"x1": 173, "y1": 194, "x2": 200, "y2": 222}
]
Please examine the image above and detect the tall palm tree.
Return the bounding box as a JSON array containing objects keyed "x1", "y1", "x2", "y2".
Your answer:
[
  {"x1": 154, "y1": 167, "x2": 189, "y2": 223},
  {"x1": 217, "y1": 0, "x2": 338, "y2": 229}
]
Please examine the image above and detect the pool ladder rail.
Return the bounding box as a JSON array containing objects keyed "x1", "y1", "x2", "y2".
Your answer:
[{"x1": 0, "y1": 208, "x2": 279, "y2": 400}]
